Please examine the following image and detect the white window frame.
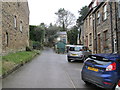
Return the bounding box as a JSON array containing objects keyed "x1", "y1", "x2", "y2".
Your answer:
[
  {"x1": 14, "y1": 16, "x2": 17, "y2": 28},
  {"x1": 103, "y1": 4, "x2": 107, "y2": 20},
  {"x1": 97, "y1": 11, "x2": 100, "y2": 24},
  {"x1": 20, "y1": 21, "x2": 23, "y2": 32},
  {"x1": 118, "y1": 1, "x2": 120, "y2": 18},
  {"x1": 114, "y1": 38, "x2": 117, "y2": 53},
  {"x1": 90, "y1": 15, "x2": 92, "y2": 26}
]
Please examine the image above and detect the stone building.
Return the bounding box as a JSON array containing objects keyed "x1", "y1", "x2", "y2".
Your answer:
[
  {"x1": 83, "y1": 0, "x2": 120, "y2": 54},
  {"x1": 1, "y1": 1, "x2": 29, "y2": 54},
  {"x1": 56, "y1": 32, "x2": 67, "y2": 44}
]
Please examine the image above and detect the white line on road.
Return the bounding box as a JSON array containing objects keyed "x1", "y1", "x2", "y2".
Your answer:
[{"x1": 65, "y1": 71, "x2": 76, "y2": 89}]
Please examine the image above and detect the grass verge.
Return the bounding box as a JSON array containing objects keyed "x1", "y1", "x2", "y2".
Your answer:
[{"x1": 2, "y1": 50, "x2": 40, "y2": 76}]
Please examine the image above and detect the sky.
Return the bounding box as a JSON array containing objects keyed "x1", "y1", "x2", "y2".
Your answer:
[{"x1": 28, "y1": 0, "x2": 91, "y2": 26}]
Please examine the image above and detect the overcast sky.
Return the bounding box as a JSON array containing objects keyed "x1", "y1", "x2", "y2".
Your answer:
[{"x1": 28, "y1": 0, "x2": 91, "y2": 26}]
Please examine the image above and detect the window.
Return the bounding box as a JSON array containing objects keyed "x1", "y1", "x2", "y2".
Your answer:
[
  {"x1": 118, "y1": 1, "x2": 120, "y2": 18},
  {"x1": 103, "y1": 4, "x2": 107, "y2": 20},
  {"x1": 89, "y1": 33, "x2": 92, "y2": 46},
  {"x1": 89, "y1": 15, "x2": 92, "y2": 26},
  {"x1": 103, "y1": 30, "x2": 109, "y2": 49},
  {"x1": 14, "y1": 16, "x2": 17, "y2": 28},
  {"x1": 86, "y1": 36, "x2": 88, "y2": 47},
  {"x1": 20, "y1": 21, "x2": 23, "y2": 32},
  {"x1": 114, "y1": 39, "x2": 117, "y2": 53},
  {"x1": 97, "y1": 11, "x2": 100, "y2": 24},
  {"x1": 98, "y1": 34, "x2": 101, "y2": 53},
  {"x1": 5, "y1": 32, "x2": 9, "y2": 47},
  {"x1": 69, "y1": 47, "x2": 82, "y2": 51}
]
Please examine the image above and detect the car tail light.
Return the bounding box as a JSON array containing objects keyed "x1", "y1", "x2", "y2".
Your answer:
[
  {"x1": 106, "y1": 62, "x2": 116, "y2": 71},
  {"x1": 118, "y1": 80, "x2": 120, "y2": 87}
]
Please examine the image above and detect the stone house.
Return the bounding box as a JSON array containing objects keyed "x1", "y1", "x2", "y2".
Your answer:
[
  {"x1": 83, "y1": 0, "x2": 120, "y2": 54},
  {"x1": 56, "y1": 32, "x2": 67, "y2": 44},
  {"x1": 1, "y1": 1, "x2": 29, "y2": 54}
]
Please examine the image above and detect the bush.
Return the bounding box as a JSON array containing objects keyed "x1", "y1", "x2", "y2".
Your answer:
[
  {"x1": 32, "y1": 41, "x2": 42, "y2": 50},
  {"x1": 26, "y1": 46, "x2": 33, "y2": 51}
]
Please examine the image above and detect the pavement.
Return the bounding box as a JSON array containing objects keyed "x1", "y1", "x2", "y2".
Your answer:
[{"x1": 2, "y1": 48, "x2": 102, "y2": 89}]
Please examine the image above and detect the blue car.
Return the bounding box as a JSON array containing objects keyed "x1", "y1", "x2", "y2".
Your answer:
[{"x1": 81, "y1": 53, "x2": 120, "y2": 90}]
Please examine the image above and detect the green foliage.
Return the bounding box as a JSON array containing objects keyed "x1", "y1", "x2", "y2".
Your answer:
[
  {"x1": 46, "y1": 24, "x2": 59, "y2": 47},
  {"x1": 2, "y1": 51, "x2": 38, "y2": 64},
  {"x1": 29, "y1": 23, "x2": 46, "y2": 49},
  {"x1": 29, "y1": 25, "x2": 37, "y2": 41},
  {"x1": 77, "y1": 6, "x2": 89, "y2": 26},
  {"x1": 32, "y1": 41, "x2": 43, "y2": 50},
  {"x1": 67, "y1": 26, "x2": 78, "y2": 45},
  {"x1": 2, "y1": 51, "x2": 39, "y2": 74}
]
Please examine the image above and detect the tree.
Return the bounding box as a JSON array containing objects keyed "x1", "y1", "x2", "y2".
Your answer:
[
  {"x1": 55, "y1": 8, "x2": 76, "y2": 31},
  {"x1": 77, "y1": 6, "x2": 89, "y2": 27},
  {"x1": 29, "y1": 23, "x2": 46, "y2": 49},
  {"x1": 45, "y1": 24, "x2": 60, "y2": 46},
  {"x1": 29, "y1": 25, "x2": 37, "y2": 41},
  {"x1": 67, "y1": 26, "x2": 78, "y2": 45}
]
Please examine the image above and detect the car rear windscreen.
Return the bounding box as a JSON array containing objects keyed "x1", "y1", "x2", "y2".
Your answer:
[
  {"x1": 69, "y1": 47, "x2": 82, "y2": 51},
  {"x1": 87, "y1": 55, "x2": 112, "y2": 65}
]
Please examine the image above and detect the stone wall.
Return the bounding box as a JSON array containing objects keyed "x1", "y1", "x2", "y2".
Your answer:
[
  {"x1": 2, "y1": 1, "x2": 29, "y2": 54},
  {"x1": 83, "y1": 2, "x2": 120, "y2": 54}
]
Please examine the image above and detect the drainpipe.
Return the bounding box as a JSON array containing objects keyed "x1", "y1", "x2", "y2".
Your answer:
[
  {"x1": 109, "y1": 2, "x2": 114, "y2": 53},
  {"x1": 95, "y1": 13, "x2": 97, "y2": 54},
  {"x1": 115, "y1": 2, "x2": 119, "y2": 53}
]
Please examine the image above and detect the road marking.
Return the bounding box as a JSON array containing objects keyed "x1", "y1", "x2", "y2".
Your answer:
[{"x1": 65, "y1": 71, "x2": 76, "y2": 89}]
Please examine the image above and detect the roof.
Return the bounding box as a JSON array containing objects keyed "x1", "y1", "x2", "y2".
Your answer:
[
  {"x1": 67, "y1": 45, "x2": 86, "y2": 47},
  {"x1": 57, "y1": 32, "x2": 67, "y2": 35},
  {"x1": 83, "y1": 2, "x2": 104, "y2": 20}
]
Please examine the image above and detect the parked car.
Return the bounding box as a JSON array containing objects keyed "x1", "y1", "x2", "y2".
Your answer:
[
  {"x1": 81, "y1": 53, "x2": 120, "y2": 90},
  {"x1": 67, "y1": 45, "x2": 91, "y2": 62},
  {"x1": 115, "y1": 80, "x2": 120, "y2": 90}
]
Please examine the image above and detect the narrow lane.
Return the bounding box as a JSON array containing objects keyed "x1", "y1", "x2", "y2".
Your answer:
[{"x1": 3, "y1": 48, "x2": 102, "y2": 89}]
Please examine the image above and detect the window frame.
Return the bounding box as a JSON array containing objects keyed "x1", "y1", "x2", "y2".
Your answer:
[
  {"x1": 118, "y1": 1, "x2": 120, "y2": 18},
  {"x1": 89, "y1": 33, "x2": 92, "y2": 46},
  {"x1": 97, "y1": 11, "x2": 101, "y2": 24},
  {"x1": 103, "y1": 30, "x2": 109, "y2": 49},
  {"x1": 20, "y1": 21, "x2": 23, "y2": 32},
  {"x1": 14, "y1": 15, "x2": 17, "y2": 29},
  {"x1": 103, "y1": 4, "x2": 107, "y2": 20}
]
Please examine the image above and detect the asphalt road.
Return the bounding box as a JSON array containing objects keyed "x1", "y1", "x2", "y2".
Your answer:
[{"x1": 2, "y1": 48, "x2": 102, "y2": 89}]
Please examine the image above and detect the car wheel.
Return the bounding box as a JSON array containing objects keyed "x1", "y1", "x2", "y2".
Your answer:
[
  {"x1": 68, "y1": 59, "x2": 71, "y2": 62},
  {"x1": 84, "y1": 81, "x2": 91, "y2": 85}
]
